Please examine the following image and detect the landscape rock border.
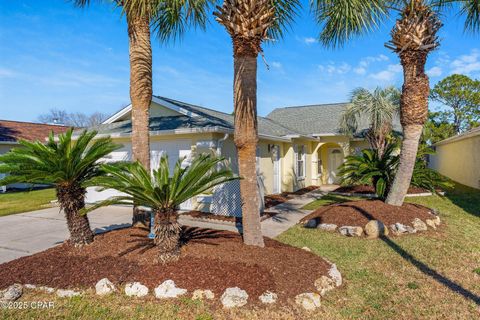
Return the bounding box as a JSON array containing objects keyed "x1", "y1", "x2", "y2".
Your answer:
[{"x1": 306, "y1": 212, "x2": 441, "y2": 238}]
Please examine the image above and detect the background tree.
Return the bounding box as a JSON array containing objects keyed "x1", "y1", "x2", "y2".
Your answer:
[
  {"x1": 340, "y1": 86, "x2": 400, "y2": 157},
  {"x1": 0, "y1": 130, "x2": 121, "y2": 246},
  {"x1": 72, "y1": 0, "x2": 213, "y2": 225},
  {"x1": 214, "y1": 0, "x2": 300, "y2": 247},
  {"x1": 87, "y1": 154, "x2": 238, "y2": 263},
  {"x1": 430, "y1": 74, "x2": 480, "y2": 133},
  {"x1": 312, "y1": 0, "x2": 480, "y2": 206},
  {"x1": 38, "y1": 109, "x2": 108, "y2": 127}
]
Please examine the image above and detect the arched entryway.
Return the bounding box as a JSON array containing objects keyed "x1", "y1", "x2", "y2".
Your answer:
[{"x1": 317, "y1": 143, "x2": 345, "y2": 185}]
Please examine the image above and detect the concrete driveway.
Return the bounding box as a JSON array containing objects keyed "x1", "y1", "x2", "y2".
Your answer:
[{"x1": 0, "y1": 206, "x2": 241, "y2": 264}]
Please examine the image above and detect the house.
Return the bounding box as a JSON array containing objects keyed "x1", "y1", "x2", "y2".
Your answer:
[
  {"x1": 82, "y1": 96, "x2": 371, "y2": 216},
  {"x1": 0, "y1": 119, "x2": 71, "y2": 191},
  {"x1": 429, "y1": 126, "x2": 480, "y2": 189}
]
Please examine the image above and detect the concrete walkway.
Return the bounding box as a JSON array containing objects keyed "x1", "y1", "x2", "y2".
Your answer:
[{"x1": 261, "y1": 188, "x2": 328, "y2": 238}]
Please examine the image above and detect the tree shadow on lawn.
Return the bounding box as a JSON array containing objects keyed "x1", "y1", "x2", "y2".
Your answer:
[
  {"x1": 380, "y1": 235, "x2": 480, "y2": 306},
  {"x1": 444, "y1": 183, "x2": 480, "y2": 218}
]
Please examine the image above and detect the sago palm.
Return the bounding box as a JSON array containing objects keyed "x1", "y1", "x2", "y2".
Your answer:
[
  {"x1": 0, "y1": 130, "x2": 121, "y2": 246},
  {"x1": 340, "y1": 86, "x2": 400, "y2": 157},
  {"x1": 312, "y1": 0, "x2": 480, "y2": 206},
  {"x1": 72, "y1": 0, "x2": 213, "y2": 225},
  {"x1": 86, "y1": 154, "x2": 239, "y2": 263},
  {"x1": 214, "y1": 0, "x2": 301, "y2": 247},
  {"x1": 338, "y1": 142, "x2": 400, "y2": 199}
]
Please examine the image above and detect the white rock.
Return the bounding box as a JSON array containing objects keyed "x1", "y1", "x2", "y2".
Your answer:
[
  {"x1": 304, "y1": 219, "x2": 318, "y2": 228},
  {"x1": 425, "y1": 219, "x2": 437, "y2": 229},
  {"x1": 302, "y1": 246, "x2": 312, "y2": 252},
  {"x1": 154, "y1": 280, "x2": 187, "y2": 299},
  {"x1": 338, "y1": 226, "x2": 363, "y2": 237},
  {"x1": 56, "y1": 289, "x2": 81, "y2": 298},
  {"x1": 314, "y1": 276, "x2": 335, "y2": 296},
  {"x1": 38, "y1": 286, "x2": 55, "y2": 293},
  {"x1": 433, "y1": 215, "x2": 441, "y2": 226},
  {"x1": 317, "y1": 223, "x2": 337, "y2": 232},
  {"x1": 412, "y1": 218, "x2": 428, "y2": 232},
  {"x1": 295, "y1": 292, "x2": 321, "y2": 311},
  {"x1": 95, "y1": 278, "x2": 116, "y2": 296},
  {"x1": 328, "y1": 263, "x2": 343, "y2": 287},
  {"x1": 24, "y1": 284, "x2": 36, "y2": 289},
  {"x1": 220, "y1": 287, "x2": 248, "y2": 308},
  {"x1": 192, "y1": 289, "x2": 215, "y2": 300},
  {"x1": 364, "y1": 220, "x2": 388, "y2": 238},
  {"x1": 0, "y1": 284, "x2": 22, "y2": 302},
  {"x1": 390, "y1": 223, "x2": 416, "y2": 235},
  {"x1": 259, "y1": 291, "x2": 278, "y2": 304},
  {"x1": 125, "y1": 282, "x2": 149, "y2": 297}
]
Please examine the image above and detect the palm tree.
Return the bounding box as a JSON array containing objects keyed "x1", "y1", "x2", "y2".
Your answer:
[
  {"x1": 86, "y1": 154, "x2": 238, "y2": 263},
  {"x1": 71, "y1": 0, "x2": 213, "y2": 224},
  {"x1": 312, "y1": 0, "x2": 479, "y2": 206},
  {"x1": 340, "y1": 86, "x2": 400, "y2": 157},
  {"x1": 214, "y1": 0, "x2": 300, "y2": 247},
  {"x1": 0, "y1": 130, "x2": 121, "y2": 246}
]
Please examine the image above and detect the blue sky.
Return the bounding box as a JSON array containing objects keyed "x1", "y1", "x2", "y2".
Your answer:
[{"x1": 0, "y1": 0, "x2": 479, "y2": 122}]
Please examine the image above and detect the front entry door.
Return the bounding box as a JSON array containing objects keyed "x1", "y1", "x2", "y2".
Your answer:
[
  {"x1": 272, "y1": 145, "x2": 281, "y2": 194},
  {"x1": 328, "y1": 148, "x2": 343, "y2": 184}
]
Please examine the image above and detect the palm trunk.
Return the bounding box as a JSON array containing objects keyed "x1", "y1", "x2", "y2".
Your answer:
[
  {"x1": 153, "y1": 209, "x2": 182, "y2": 263},
  {"x1": 386, "y1": 51, "x2": 429, "y2": 206},
  {"x1": 57, "y1": 184, "x2": 94, "y2": 246},
  {"x1": 233, "y1": 37, "x2": 264, "y2": 247},
  {"x1": 127, "y1": 16, "x2": 152, "y2": 227}
]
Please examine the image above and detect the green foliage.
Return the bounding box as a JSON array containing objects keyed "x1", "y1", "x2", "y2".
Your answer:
[
  {"x1": 422, "y1": 111, "x2": 457, "y2": 146},
  {"x1": 86, "y1": 154, "x2": 239, "y2": 212},
  {"x1": 71, "y1": 0, "x2": 214, "y2": 43},
  {"x1": 312, "y1": 1, "x2": 480, "y2": 47},
  {"x1": 338, "y1": 142, "x2": 399, "y2": 199},
  {"x1": 473, "y1": 268, "x2": 480, "y2": 275},
  {"x1": 407, "y1": 282, "x2": 419, "y2": 290},
  {"x1": 267, "y1": 0, "x2": 302, "y2": 41},
  {"x1": 430, "y1": 74, "x2": 480, "y2": 133},
  {"x1": 0, "y1": 129, "x2": 121, "y2": 188}
]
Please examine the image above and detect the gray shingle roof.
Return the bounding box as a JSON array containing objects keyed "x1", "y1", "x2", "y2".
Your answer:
[
  {"x1": 157, "y1": 96, "x2": 301, "y2": 138},
  {"x1": 267, "y1": 103, "x2": 401, "y2": 136}
]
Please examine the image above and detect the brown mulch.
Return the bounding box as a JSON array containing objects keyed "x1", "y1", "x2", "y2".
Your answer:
[
  {"x1": 301, "y1": 199, "x2": 436, "y2": 227},
  {"x1": 0, "y1": 227, "x2": 331, "y2": 303},
  {"x1": 181, "y1": 210, "x2": 278, "y2": 223},
  {"x1": 334, "y1": 185, "x2": 430, "y2": 195},
  {"x1": 264, "y1": 186, "x2": 319, "y2": 209}
]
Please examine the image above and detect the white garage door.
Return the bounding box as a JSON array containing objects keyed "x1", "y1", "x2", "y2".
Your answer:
[{"x1": 86, "y1": 139, "x2": 193, "y2": 210}]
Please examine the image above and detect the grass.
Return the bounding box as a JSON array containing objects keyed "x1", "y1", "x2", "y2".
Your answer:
[
  {"x1": 302, "y1": 194, "x2": 364, "y2": 210},
  {"x1": 0, "y1": 188, "x2": 56, "y2": 217},
  {"x1": 1, "y1": 184, "x2": 479, "y2": 319}
]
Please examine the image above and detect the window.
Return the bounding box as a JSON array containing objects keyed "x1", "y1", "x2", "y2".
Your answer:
[{"x1": 295, "y1": 145, "x2": 306, "y2": 179}]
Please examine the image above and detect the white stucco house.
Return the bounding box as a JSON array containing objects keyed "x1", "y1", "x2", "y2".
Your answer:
[{"x1": 80, "y1": 96, "x2": 375, "y2": 216}]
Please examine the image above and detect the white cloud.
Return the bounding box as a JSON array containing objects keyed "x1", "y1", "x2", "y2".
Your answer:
[
  {"x1": 271, "y1": 61, "x2": 282, "y2": 69},
  {"x1": 318, "y1": 62, "x2": 351, "y2": 74},
  {"x1": 353, "y1": 67, "x2": 367, "y2": 75},
  {"x1": 427, "y1": 66, "x2": 442, "y2": 77},
  {"x1": 370, "y1": 64, "x2": 402, "y2": 82},
  {"x1": 450, "y1": 49, "x2": 480, "y2": 74},
  {"x1": 303, "y1": 37, "x2": 316, "y2": 45}
]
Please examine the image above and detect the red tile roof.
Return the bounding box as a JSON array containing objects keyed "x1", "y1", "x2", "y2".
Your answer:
[{"x1": 0, "y1": 120, "x2": 71, "y2": 143}]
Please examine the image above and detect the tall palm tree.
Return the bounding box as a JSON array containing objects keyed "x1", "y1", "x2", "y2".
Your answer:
[
  {"x1": 0, "y1": 130, "x2": 121, "y2": 246},
  {"x1": 72, "y1": 0, "x2": 213, "y2": 224},
  {"x1": 312, "y1": 0, "x2": 479, "y2": 206},
  {"x1": 341, "y1": 86, "x2": 400, "y2": 157},
  {"x1": 86, "y1": 154, "x2": 238, "y2": 263},
  {"x1": 214, "y1": 0, "x2": 300, "y2": 247}
]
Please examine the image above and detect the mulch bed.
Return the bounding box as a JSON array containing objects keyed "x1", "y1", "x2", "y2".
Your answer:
[
  {"x1": 334, "y1": 185, "x2": 430, "y2": 195},
  {"x1": 301, "y1": 199, "x2": 436, "y2": 227},
  {"x1": 264, "y1": 186, "x2": 319, "y2": 209},
  {"x1": 0, "y1": 227, "x2": 331, "y2": 303},
  {"x1": 181, "y1": 210, "x2": 278, "y2": 223}
]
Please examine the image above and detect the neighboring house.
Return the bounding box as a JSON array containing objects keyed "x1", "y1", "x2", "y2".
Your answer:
[
  {"x1": 0, "y1": 120, "x2": 70, "y2": 192},
  {"x1": 81, "y1": 96, "x2": 371, "y2": 216},
  {"x1": 429, "y1": 126, "x2": 480, "y2": 189}
]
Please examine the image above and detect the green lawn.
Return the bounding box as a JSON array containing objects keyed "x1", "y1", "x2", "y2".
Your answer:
[
  {"x1": 0, "y1": 188, "x2": 56, "y2": 217},
  {"x1": 1, "y1": 185, "x2": 479, "y2": 319},
  {"x1": 302, "y1": 194, "x2": 364, "y2": 210}
]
